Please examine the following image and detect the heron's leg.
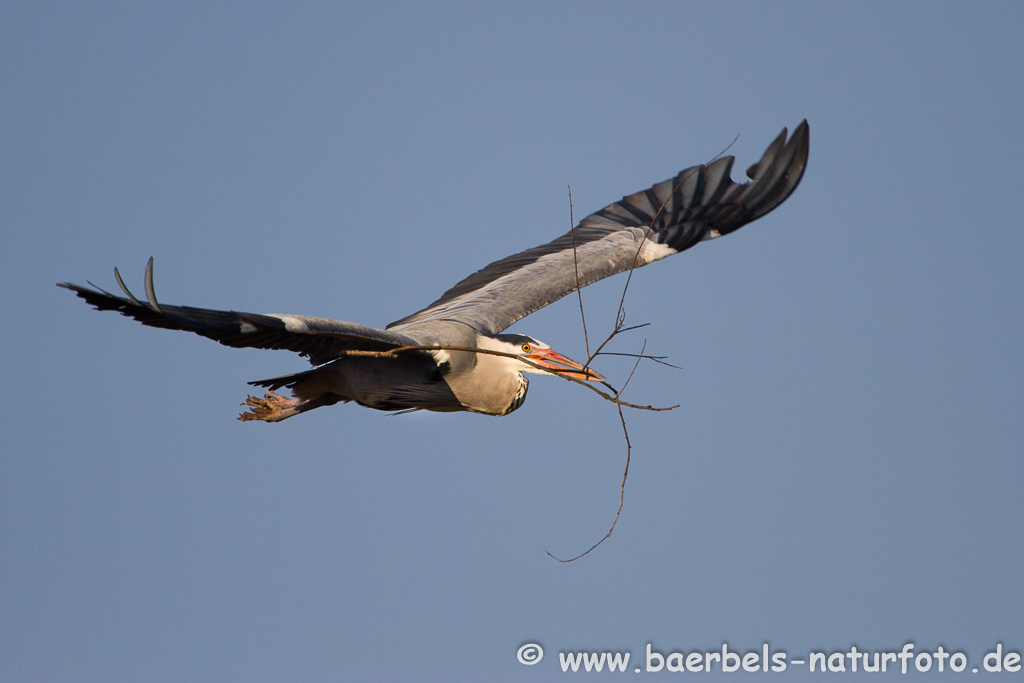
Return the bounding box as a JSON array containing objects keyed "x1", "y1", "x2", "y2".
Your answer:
[
  {"x1": 239, "y1": 390, "x2": 343, "y2": 422},
  {"x1": 239, "y1": 391, "x2": 300, "y2": 422}
]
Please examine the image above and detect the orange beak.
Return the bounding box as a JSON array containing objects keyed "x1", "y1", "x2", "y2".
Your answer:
[{"x1": 526, "y1": 348, "x2": 606, "y2": 382}]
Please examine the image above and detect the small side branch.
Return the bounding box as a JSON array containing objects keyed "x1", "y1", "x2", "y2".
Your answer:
[{"x1": 568, "y1": 184, "x2": 591, "y2": 361}]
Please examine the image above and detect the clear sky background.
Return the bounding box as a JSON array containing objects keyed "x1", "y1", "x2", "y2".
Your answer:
[{"x1": 2, "y1": 2, "x2": 1021, "y2": 681}]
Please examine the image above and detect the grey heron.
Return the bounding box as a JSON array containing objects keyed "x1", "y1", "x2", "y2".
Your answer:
[{"x1": 60, "y1": 121, "x2": 809, "y2": 421}]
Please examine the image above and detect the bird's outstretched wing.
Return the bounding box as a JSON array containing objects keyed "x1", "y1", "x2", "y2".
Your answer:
[
  {"x1": 388, "y1": 121, "x2": 809, "y2": 335},
  {"x1": 59, "y1": 259, "x2": 419, "y2": 366}
]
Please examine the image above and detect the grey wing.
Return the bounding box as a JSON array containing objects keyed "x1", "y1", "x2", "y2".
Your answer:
[
  {"x1": 60, "y1": 259, "x2": 420, "y2": 366},
  {"x1": 388, "y1": 121, "x2": 809, "y2": 335}
]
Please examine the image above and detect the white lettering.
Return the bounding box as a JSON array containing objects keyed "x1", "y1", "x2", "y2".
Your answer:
[
  {"x1": 898, "y1": 643, "x2": 915, "y2": 673},
  {"x1": 984, "y1": 644, "x2": 1003, "y2": 672},
  {"x1": 645, "y1": 644, "x2": 663, "y2": 672},
  {"x1": 846, "y1": 645, "x2": 860, "y2": 672},
  {"x1": 606, "y1": 652, "x2": 630, "y2": 672},
  {"x1": 560, "y1": 651, "x2": 629, "y2": 673},
  {"x1": 559, "y1": 652, "x2": 582, "y2": 672},
  {"x1": 581, "y1": 652, "x2": 606, "y2": 672},
  {"x1": 722, "y1": 644, "x2": 740, "y2": 672}
]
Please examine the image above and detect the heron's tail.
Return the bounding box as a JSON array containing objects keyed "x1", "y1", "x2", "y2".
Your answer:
[{"x1": 248, "y1": 366, "x2": 321, "y2": 391}]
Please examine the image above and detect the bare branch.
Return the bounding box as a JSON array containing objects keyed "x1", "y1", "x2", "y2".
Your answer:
[{"x1": 548, "y1": 134, "x2": 743, "y2": 561}]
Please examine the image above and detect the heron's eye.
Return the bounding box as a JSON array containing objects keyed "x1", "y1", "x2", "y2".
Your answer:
[{"x1": 521, "y1": 343, "x2": 531, "y2": 353}]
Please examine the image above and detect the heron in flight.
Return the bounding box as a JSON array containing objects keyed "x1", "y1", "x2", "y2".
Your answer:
[{"x1": 60, "y1": 122, "x2": 809, "y2": 421}]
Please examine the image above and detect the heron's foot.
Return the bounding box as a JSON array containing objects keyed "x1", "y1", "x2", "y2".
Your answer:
[{"x1": 239, "y1": 390, "x2": 303, "y2": 422}]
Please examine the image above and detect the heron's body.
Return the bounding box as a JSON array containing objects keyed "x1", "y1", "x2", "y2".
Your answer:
[
  {"x1": 248, "y1": 324, "x2": 534, "y2": 418},
  {"x1": 60, "y1": 122, "x2": 809, "y2": 421}
]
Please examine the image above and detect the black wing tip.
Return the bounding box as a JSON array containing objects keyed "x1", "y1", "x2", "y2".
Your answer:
[
  {"x1": 58, "y1": 280, "x2": 114, "y2": 301},
  {"x1": 57, "y1": 281, "x2": 97, "y2": 293},
  {"x1": 58, "y1": 281, "x2": 110, "y2": 309},
  {"x1": 746, "y1": 119, "x2": 809, "y2": 179},
  {"x1": 776, "y1": 119, "x2": 810, "y2": 145},
  {"x1": 737, "y1": 119, "x2": 810, "y2": 219},
  {"x1": 59, "y1": 257, "x2": 158, "y2": 296},
  {"x1": 781, "y1": 118, "x2": 810, "y2": 185},
  {"x1": 58, "y1": 279, "x2": 111, "y2": 303},
  {"x1": 772, "y1": 118, "x2": 810, "y2": 193},
  {"x1": 59, "y1": 260, "x2": 185, "y2": 331},
  {"x1": 790, "y1": 119, "x2": 810, "y2": 168}
]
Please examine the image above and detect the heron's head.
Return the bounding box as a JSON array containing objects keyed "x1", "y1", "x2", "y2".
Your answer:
[{"x1": 487, "y1": 333, "x2": 605, "y2": 382}]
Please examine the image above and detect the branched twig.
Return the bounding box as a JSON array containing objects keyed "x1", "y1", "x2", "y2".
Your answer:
[{"x1": 544, "y1": 136, "x2": 741, "y2": 562}]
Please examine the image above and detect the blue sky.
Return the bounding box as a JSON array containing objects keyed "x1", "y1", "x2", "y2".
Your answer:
[{"x1": 2, "y1": 2, "x2": 1022, "y2": 680}]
